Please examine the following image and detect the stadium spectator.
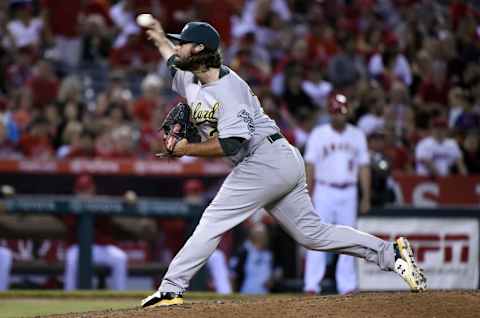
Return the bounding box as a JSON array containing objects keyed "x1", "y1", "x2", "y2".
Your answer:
[
  {"x1": 63, "y1": 174, "x2": 128, "y2": 291},
  {"x1": 7, "y1": 1, "x2": 47, "y2": 56},
  {"x1": 302, "y1": 63, "x2": 333, "y2": 109},
  {"x1": 453, "y1": 102, "x2": 480, "y2": 135},
  {"x1": 0, "y1": 98, "x2": 22, "y2": 159},
  {"x1": 327, "y1": 35, "x2": 366, "y2": 91},
  {"x1": 368, "y1": 38, "x2": 412, "y2": 89},
  {"x1": 282, "y1": 64, "x2": 316, "y2": 122},
  {"x1": 132, "y1": 73, "x2": 166, "y2": 125},
  {"x1": 0, "y1": 245, "x2": 12, "y2": 291},
  {"x1": 415, "y1": 117, "x2": 468, "y2": 177},
  {"x1": 415, "y1": 59, "x2": 451, "y2": 113},
  {"x1": 461, "y1": 131, "x2": 480, "y2": 174},
  {"x1": 384, "y1": 81, "x2": 415, "y2": 138},
  {"x1": 0, "y1": 4, "x2": 14, "y2": 55},
  {"x1": 3, "y1": 48, "x2": 33, "y2": 96},
  {"x1": 19, "y1": 116, "x2": 54, "y2": 159},
  {"x1": 80, "y1": 13, "x2": 112, "y2": 67},
  {"x1": 382, "y1": 125, "x2": 413, "y2": 174},
  {"x1": 0, "y1": 121, "x2": 21, "y2": 159},
  {"x1": 367, "y1": 129, "x2": 396, "y2": 207},
  {"x1": 26, "y1": 59, "x2": 59, "y2": 111},
  {"x1": 109, "y1": 23, "x2": 159, "y2": 76},
  {"x1": 41, "y1": 0, "x2": 84, "y2": 69},
  {"x1": 357, "y1": 86, "x2": 386, "y2": 136},
  {"x1": 305, "y1": 20, "x2": 338, "y2": 65},
  {"x1": 109, "y1": 0, "x2": 137, "y2": 48},
  {"x1": 55, "y1": 121, "x2": 83, "y2": 158}
]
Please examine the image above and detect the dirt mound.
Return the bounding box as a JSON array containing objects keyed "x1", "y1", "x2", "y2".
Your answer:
[{"x1": 47, "y1": 291, "x2": 480, "y2": 318}]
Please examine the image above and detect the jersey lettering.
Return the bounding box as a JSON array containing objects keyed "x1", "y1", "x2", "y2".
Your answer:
[
  {"x1": 192, "y1": 102, "x2": 219, "y2": 122},
  {"x1": 322, "y1": 142, "x2": 356, "y2": 159}
]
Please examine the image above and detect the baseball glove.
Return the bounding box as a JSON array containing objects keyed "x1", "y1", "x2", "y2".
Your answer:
[{"x1": 159, "y1": 102, "x2": 200, "y2": 156}]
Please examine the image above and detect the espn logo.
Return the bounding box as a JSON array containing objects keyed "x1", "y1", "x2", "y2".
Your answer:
[{"x1": 373, "y1": 233, "x2": 470, "y2": 264}]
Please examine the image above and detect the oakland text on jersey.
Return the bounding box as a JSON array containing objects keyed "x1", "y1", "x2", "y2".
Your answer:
[{"x1": 192, "y1": 102, "x2": 219, "y2": 123}]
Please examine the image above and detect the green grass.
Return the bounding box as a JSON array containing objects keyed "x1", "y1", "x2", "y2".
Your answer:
[
  {"x1": 0, "y1": 290, "x2": 240, "y2": 299},
  {"x1": 0, "y1": 291, "x2": 258, "y2": 318},
  {"x1": 0, "y1": 299, "x2": 138, "y2": 318}
]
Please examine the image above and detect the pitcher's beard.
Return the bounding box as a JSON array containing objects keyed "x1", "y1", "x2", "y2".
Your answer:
[{"x1": 174, "y1": 55, "x2": 202, "y2": 72}]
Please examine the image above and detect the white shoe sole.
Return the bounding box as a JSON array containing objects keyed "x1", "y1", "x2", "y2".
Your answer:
[{"x1": 394, "y1": 237, "x2": 427, "y2": 292}]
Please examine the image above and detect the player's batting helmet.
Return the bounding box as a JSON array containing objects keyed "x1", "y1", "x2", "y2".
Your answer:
[{"x1": 327, "y1": 94, "x2": 348, "y2": 115}]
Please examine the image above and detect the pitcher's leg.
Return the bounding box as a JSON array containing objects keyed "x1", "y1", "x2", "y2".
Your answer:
[
  {"x1": 159, "y1": 204, "x2": 256, "y2": 293},
  {"x1": 268, "y1": 180, "x2": 395, "y2": 271}
]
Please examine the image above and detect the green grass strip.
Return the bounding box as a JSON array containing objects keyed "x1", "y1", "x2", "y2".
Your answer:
[
  {"x1": 0, "y1": 290, "x2": 259, "y2": 300},
  {"x1": 0, "y1": 299, "x2": 138, "y2": 318}
]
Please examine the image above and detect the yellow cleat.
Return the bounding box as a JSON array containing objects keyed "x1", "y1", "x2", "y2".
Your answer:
[
  {"x1": 141, "y1": 291, "x2": 184, "y2": 308},
  {"x1": 394, "y1": 237, "x2": 427, "y2": 292}
]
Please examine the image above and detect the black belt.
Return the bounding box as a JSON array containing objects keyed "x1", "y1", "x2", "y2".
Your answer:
[
  {"x1": 267, "y1": 133, "x2": 284, "y2": 143},
  {"x1": 317, "y1": 181, "x2": 356, "y2": 189}
]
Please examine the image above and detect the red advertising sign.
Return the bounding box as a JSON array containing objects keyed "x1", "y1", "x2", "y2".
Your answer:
[
  {"x1": 393, "y1": 175, "x2": 480, "y2": 206},
  {"x1": 0, "y1": 159, "x2": 231, "y2": 177}
]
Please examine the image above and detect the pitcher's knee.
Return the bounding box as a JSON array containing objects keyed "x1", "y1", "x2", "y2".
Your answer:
[{"x1": 295, "y1": 234, "x2": 319, "y2": 249}]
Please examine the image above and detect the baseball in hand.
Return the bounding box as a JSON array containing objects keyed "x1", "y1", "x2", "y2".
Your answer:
[{"x1": 136, "y1": 14, "x2": 154, "y2": 27}]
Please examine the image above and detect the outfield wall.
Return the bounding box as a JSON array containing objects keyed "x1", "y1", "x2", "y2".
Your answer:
[{"x1": 358, "y1": 208, "x2": 480, "y2": 290}]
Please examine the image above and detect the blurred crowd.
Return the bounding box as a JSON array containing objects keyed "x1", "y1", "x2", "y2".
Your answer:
[{"x1": 0, "y1": 0, "x2": 479, "y2": 175}]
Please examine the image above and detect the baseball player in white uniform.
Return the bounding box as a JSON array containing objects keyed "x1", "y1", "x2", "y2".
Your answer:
[
  {"x1": 415, "y1": 117, "x2": 467, "y2": 177},
  {"x1": 303, "y1": 94, "x2": 370, "y2": 295},
  {"x1": 141, "y1": 18, "x2": 426, "y2": 308}
]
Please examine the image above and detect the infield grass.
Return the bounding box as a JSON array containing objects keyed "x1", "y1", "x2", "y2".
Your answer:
[
  {"x1": 0, "y1": 298, "x2": 138, "y2": 318},
  {"x1": 0, "y1": 291, "x2": 251, "y2": 318}
]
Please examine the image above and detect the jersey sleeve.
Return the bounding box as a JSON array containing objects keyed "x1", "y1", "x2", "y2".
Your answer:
[
  {"x1": 167, "y1": 56, "x2": 194, "y2": 98},
  {"x1": 415, "y1": 140, "x2": 432, "y2": 161},
  {"x1": 217, "y1": 101, "x2": 255, "y2": 140},
  {"x1": 357, "y1": 131, "x2": 370, "y2": 165},
  {"x1": 304, "y1": 130, "x2": 320, "y2": 164}
]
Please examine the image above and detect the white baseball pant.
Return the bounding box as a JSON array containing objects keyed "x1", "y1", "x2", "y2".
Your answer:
[
  {"x1": 64, "y1": 244, "x2": 127, "y2": 290},
  {"x1": 0, "y1": 247, "x2": 12, "y2": 291},
  {"x1": 304, "y1": 184, "x2": 358, "y2": 294}
]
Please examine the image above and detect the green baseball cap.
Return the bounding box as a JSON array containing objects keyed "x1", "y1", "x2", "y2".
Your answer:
[{"x1": 167, "y1": 21, "x2": 220, "y2": 50}]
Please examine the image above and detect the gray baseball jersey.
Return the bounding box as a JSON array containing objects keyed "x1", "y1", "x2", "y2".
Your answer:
[
  {"x1": 158, "y1": 59, "x2": 396, "y2": 294},
  {"x1": 170, "y1": 62, "x2": 279, "y2": 164}
]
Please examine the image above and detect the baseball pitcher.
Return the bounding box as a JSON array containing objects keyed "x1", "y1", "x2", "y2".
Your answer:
[{"x1": 141, "y1": 18, "x2": 426, "y2": 308}]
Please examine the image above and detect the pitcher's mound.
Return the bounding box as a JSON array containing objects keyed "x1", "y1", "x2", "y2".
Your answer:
[{"x1": 51, "y1": 291, "x2": 480, "y2": 318}]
